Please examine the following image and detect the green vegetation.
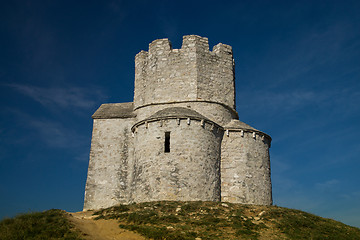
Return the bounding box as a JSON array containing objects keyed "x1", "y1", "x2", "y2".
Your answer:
[
  {"x1": 0, "y1": 209, "x2": 81, "y2": 240},
  {"x1": 94, "y1": 201, "x2": 360, "y2": 240},
  {"x1": 1, "y1": 203, "x2": 359, "y2": 239},
  {"x1": 266, "y1": 207, "x2": 360, "y2": 239}
]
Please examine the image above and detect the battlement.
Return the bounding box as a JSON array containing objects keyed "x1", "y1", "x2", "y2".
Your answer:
[
  {"x1": 134, "y1": 35, "x2": 235, "y2": 111},
  {"x1": 181, "y1": 35, "x2": 209, "y2": 52},
  {"x1": 148, "y1": 38, "x2": 172, "y2": 55},
  {"x1": 135, "y1": 35, "x2": 233, "y2": 59}
]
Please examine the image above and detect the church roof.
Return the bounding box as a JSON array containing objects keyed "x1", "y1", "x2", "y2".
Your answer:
[
  {"x1": 223, "y1": 119, "x2": 258, "y2": 131},
  {"x1": 92, "y1": 102, "x2": 136, "y2": 119},
  {"x1": 223, "y1": 119, "x2": 271, "y2": 140},
  {"x1": 145, "y1": 107, "x2": 210, "y2": 121}
]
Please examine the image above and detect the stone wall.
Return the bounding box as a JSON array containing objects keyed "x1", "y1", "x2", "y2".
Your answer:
[
  {"x1": 221, "y1": 130, "x2": 272, "y2": 205},
  {"x1": 134, "y1": 38, "x2": 197, "y2": 108},
  {"x1": 131, "y1": 118, "x2": 223, "y2": 203},
  {"x1": 83, "y1": 118, "x2": 135, "y2": 210},
  {"x1": 197, "y1": 41, "x2": 235, "y2": 109}
]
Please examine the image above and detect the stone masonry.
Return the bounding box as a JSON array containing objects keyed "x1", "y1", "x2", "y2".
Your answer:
[{"x1": 83, "y1": 35, "x2": 272, "y2": 210}]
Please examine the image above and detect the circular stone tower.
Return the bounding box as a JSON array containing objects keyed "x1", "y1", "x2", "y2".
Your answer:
[
  {"x1": 133, "y1": 35, "x2": 238, "y2": 126},
  {"x1": 131, "y1": 107, "x2": 223, "y2": 202},
  {"x1": 221, "y1": 120, "x2": 272, "y2": 205}
]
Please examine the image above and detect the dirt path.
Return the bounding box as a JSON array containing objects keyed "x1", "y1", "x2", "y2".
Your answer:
[{"x1": 67, "y1": 210, "x2": 146, "y2": 240}]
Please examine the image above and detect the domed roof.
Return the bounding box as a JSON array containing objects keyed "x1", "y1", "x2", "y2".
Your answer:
[
  {"x1": 131, "y1": 107, "x2": 217, "y2": 131},
  {"x1": 224, "y1": 119, "x2": 271, "y2": 140},
  {"x1": 145, "y1": 107, "x2": 210, "y2": 121},
  {"x1": 223, "y1": 119, "x2": 258, "y2": 131}
]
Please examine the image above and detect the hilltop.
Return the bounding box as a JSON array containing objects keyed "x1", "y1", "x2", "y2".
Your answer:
[{"x1": 1, "y1": 201, "x2": 359, "y2": 239}]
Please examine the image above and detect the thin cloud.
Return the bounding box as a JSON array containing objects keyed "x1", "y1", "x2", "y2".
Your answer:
[
  {"x1": 28, "y1": 118, "x2": 87, "y2": 149},
  {"x1": 74, "y1": 151, "x2": 90, "y2": 162},
  {"x1": 238, "y1": 90, "x2": 323, "y2": 114},
  {"x1": 315, "y1": 179, "x2": 340, "y2": 191},
  {"x1": 274, "y1": 189, "x2": 324, "y2": 211},
  {"x1": 7, "y1": 109, "x2": 89, "y2": 150},
  {"x1": 340, "y1": 191, "x2": 360, "y2": 200},
  {"x1": 259, "y1": 90, "x2": 317, "y2": 110},
  {"x1": 271, "y1": 154, "x2": 291, "y2": 174},
  {"x1": 270, "y1": 21, "x2": 359, "y2": 86},
  {"x1": 238, "y1": 87, "x2": 360, "y2": 119},
  {"x1": 8, "y1": 84, "x2": 106, "y2": 110}
]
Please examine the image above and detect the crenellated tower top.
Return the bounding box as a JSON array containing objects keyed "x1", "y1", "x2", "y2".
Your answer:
[{"x1": 134, "y1": 35, "x2": 235, "y2": 111}]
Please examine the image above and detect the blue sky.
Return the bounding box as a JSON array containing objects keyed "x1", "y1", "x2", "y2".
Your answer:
[{"x1": 1, "y1": 0, "x2": 359, "y2": 228}]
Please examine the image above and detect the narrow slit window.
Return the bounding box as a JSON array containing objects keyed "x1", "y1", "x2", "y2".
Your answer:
[{"x1": 165, "y1": 132, "x2": 170, "y2": 153}]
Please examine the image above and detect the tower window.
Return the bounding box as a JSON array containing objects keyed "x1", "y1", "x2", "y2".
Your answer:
[{"x1": 165, "y1": 132, "x2": 170, "y2": 153}]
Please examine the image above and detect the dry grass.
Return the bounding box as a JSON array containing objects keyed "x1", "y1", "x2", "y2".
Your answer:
[{"x1": 93, "y1": 201, "x2": 360, "y2": 240}]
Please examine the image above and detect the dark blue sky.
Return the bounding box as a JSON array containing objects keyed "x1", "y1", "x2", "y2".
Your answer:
[{"x1": 1, "y1": 0, "x2": 359, "y2": 228}]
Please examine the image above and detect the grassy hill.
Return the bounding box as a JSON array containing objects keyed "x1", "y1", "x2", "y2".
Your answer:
[
  {"x1": 0, "y1": 209, "x2": 81, "y2": 240},
  {"x1": 93, "y1": 201, "x2": 360, "y2": 239},
  {"x1": 1, "y1": 201, "x2": 359, "y2": 239}
]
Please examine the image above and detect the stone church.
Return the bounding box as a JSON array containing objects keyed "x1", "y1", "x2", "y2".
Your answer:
[{"x1": 84, "y1": 35, "x2": 272, "y2": 210}]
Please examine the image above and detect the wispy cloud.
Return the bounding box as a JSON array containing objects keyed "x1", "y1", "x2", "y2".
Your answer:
[
  {"x1": 238, "y1": 87, "x2": 360, "y2": 120},
  {"x1": 340, "y1": 191, "x2": 360, "y2": 200},
  {"x1": 266, "y1": 21, "x2": 360, "y2": 86},
  {"x1": 8, "y1": 84, "x2": 106, "y2": 110},
  {"x1": 315, "y1": 179, "x2": 340, "y2": 191},
  {"x1": 74, "y1": 151, "x2": 90, "y2": 162},
  {"x1": 6, "y1": 109, "x2": 90, "y2": 150},
  {"x1": 28, "y1": 118, "x2": 88, "y2": 149},
  {"x1": 271, "y1": 154, "x2": 291, "y2": 174},
  {"x1": 238, "y1": 89, "x2": 327, "y2": 117},
  {"x1": 252, "y1": 90, "x2": 317, "y2": 110}
]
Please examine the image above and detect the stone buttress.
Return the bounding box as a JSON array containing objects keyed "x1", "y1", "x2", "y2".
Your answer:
[{"x1": 83, "y1": 103, "x2": 135, "y2": 210}]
